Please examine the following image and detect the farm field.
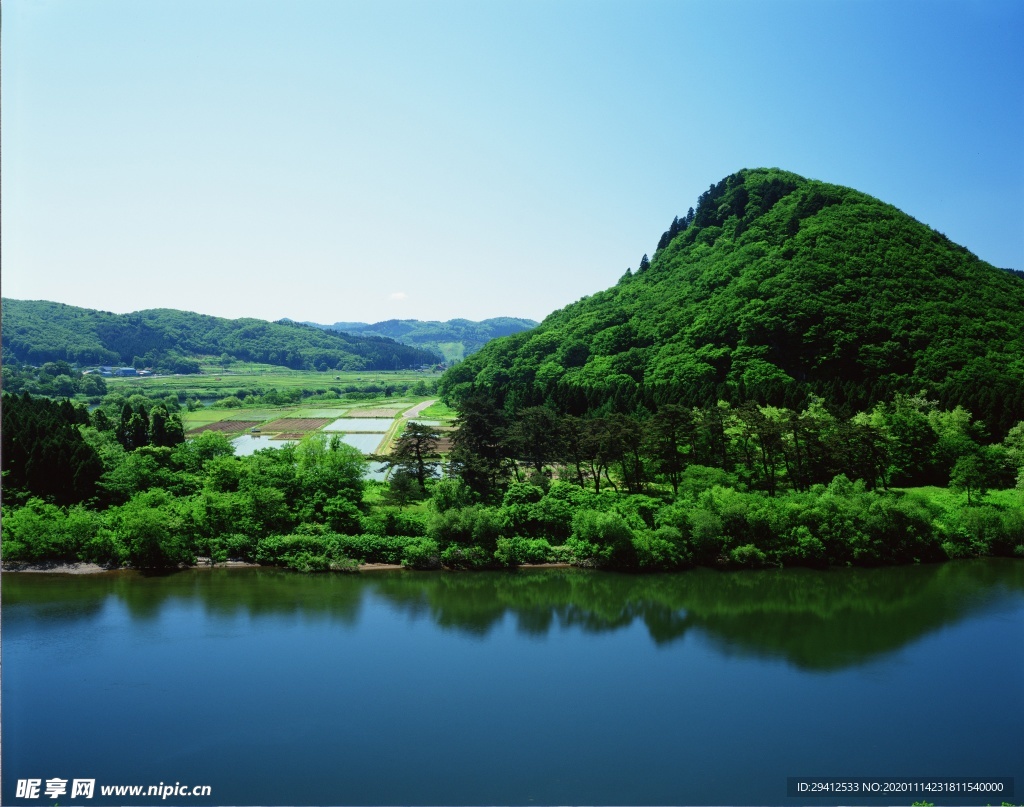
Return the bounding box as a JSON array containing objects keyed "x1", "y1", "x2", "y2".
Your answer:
[
  {"x1": 221, "y1": 409, "x2": 301, "y2": 421},
  {"x1": 186, "y1": 420, "x2": 263, "y2": 436},
  {"x1": 336, "y1": 433, "x2": 387, "y2": 453},
  {"x1": 231, "y1": 434, "x2": 299, "y2": 456},
  {"x1": 323, "y1": 418, "x2": 394, "y2": 432},
  {"x1": 105, "y1": 364, "x2": 442, "y2": 399},
  {"x1": 180, "y1": 393, "x2": 455, "y2": 469},
  {"x1": 340, "y1": 407, "x2": 406, "y2": 417},
  {"x1": 180, "y1": 410, "x2": 229, "y2": 427},
  {"x1": 260, "y1": 418, "x2": 332, "y2": 432},
  {"x1": 414, "y1": 400, "x2": 456, "y2": 419}
]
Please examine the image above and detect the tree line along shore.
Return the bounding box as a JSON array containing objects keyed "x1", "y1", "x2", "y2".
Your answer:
[{"x1": 2, "y1": 388, "x2": 1022, "y2": 573}]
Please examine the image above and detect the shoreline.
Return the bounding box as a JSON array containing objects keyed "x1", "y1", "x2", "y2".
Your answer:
[{"x1": 1, "y1": 560, "x2": 574, "y2": 575}]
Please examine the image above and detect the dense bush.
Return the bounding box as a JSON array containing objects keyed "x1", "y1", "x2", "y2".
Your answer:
[
  {"x1": 402, "y1": 537, "x2": 442, "y2": 570},
  {"x1": 5, "y1": 384, "x2": 1023, "y2": 574},
  {"x1": 334, "y1": 533, "x2": 409, "y2": 565},
  {"x1": 254, "y1": 534, "x2": 357, "y2": 572},
  {"x1": 494, "y1": 537, "x2": 556, "y2": 567}
]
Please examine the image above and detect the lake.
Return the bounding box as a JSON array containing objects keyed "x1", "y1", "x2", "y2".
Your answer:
[{"x1": 3, "y1": 560, "x2": 1022, "y2": 806}]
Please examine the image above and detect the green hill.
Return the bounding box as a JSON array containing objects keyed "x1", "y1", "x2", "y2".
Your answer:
[
  {"x1": 440, "y1": 168, "x2": 1024, "y2": 436},
  {"x1": 1, "y1": 300, "x2": 442, "y2": 372},
  {"x1": 299, "y1": 317, "x2": 538, "y2": 362}
]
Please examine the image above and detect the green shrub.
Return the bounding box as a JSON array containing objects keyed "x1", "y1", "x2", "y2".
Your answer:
[
  {"x1": 225, "y1": 532, "x2": 259, "y2": 561},
  {"x1": 428, "y1": 504, "x2": 505, "y2": 551},
  {"x1": 687, "y1": 507, "x2": 725, "y2": 564},
  {"x1": 493, "y1": 537, "x2": 555, "y2": 567},
  {"x1": 402, "y1": 537, "x2": 441, "y2": 569},
  {"x1": 362, "y1": 510, "x2": 427, "y2": 538},
  {"x1": 571, "y1": 509, "x2": 637, "y2": 568},
  {"x1": 430, "y1": 478, "x2": 472, "y2": 513},
  {"x1": 334, "y1": 533, "x2": 408, "y2": 564},
  {"x1": 562, "y1": 536, "x2": 607, "y2": 567},
  {"x1": 677, "y1": 465, "x2": 741, "y2": 498},
  {"x1": 254, "y1": 533, "x2": 355, "y2": 571},
  {"x1": 632, "y1": 528, "x2": 687, "y2": 570},
  {"x1": 440, "y1": 544, "x2": 492, "y2": 569},
  {"x1": 502, "y1": 482, "x2": 544, "y2": 507},
  {"x1": 1, "y1": 499, "x2": 82, "y2": 562},
  {"x1": 778, "y1": 525, "x2": 828, "y2": 567},
  {"x1": 729, "y1": 543, "x2": 770, "y2": 568}
]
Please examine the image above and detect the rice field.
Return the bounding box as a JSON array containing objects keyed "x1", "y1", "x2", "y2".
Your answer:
[
  {"x1": 292, "y1": 408, "x2": 351, "y2": 418},
  {"x1": 231, "y1": 434, "x2": 298, "y2": 456},
  {"x1": 260, "y1": 418, "x2": 333, "y2": 432},
  {"x1": 187, "y1": 420, "x2": 263, "y2": 435},
  {"x1": 168, "y1": 382, "x2": 453, "y2": 465},
  {"x1": 336, "y1": 433, "x2": 387, "y2": 453},
  {"x1": 323, "y1": 418, "x2": 394, "y2": 432},
  {"x1": 106, "y1": 365, "x2": 442, "y2": 398},
  {"x1": 222, "y1": 409, "x2": 294, "y2": 420},
  {"x1": 228, "y1": 429, "x2": 384, "y2": 461}
]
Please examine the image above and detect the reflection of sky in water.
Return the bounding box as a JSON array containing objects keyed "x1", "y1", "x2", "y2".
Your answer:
[
  {"x1": 323, "y1": 417, "x2": 393, "y2": 432},
  {"x1": 231, "y1": 434, "x2": 297, "y2": 456},
  {"x1": 365, "y1": 461, "x2": 388, "y2": 481},
  {"x1": 5, "y1": 561, "x2": 1021, "y2": 807},
  {"x1": 337, "y1": 432, "x2": 385, "y2": 453},
  {"x1": 231, "y1": 432, "x2": 385, "y2": 468}
]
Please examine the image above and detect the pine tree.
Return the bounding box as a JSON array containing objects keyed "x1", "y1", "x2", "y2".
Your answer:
[{"x1": 384, "y1": 422, "x2": 441, "y2": 490}]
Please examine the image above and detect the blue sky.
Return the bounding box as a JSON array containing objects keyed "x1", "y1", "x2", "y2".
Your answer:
[{"x1": 3, "y1": 0, "x2": 1022, "y2": 324}]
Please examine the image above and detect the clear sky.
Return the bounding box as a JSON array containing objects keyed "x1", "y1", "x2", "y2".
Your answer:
[{"x1": 3, "y1": 0, "x2": 1022, "y2": 325}]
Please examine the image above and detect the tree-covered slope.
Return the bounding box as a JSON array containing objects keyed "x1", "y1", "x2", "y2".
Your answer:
[
  {"x1": 298, "y1": 317, "x2": 538, "y2": 362},
  {"x1": 441, "y1": 168, "x2": 1024, "y2": 435},
  {"x1": 1, "y1": 300, "x2": 441, "y2": 371}
]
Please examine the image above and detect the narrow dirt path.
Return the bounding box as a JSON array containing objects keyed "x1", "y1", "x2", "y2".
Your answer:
[{"x1": 401, "y1": 399, "x2": 437, "y2": 419}]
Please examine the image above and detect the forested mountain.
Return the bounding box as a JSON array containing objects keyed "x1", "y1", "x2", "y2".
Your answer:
[
  {"x1": 1, "y1": 300, "x2": 441, "y2": 372},
  {"x1": 295, "y1": 317, "x2": 539, "y2": 362},
  {"x1": 441, "y1": 168, "x2": 1024, "y2": 437}
]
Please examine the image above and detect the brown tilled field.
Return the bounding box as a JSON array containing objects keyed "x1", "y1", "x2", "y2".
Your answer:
[
  {"x1": 261, "y1": 418, "x2": 332, "y2": 432},
  {"x1": 271, "y1": 432, "x2": 306, "y2": 440},
  {"x1": 434, "y1": 436, "x2": 454, "y2": 453},
  {"x1": 187, "y1": 420, "x2": 263, "y2": 435}
]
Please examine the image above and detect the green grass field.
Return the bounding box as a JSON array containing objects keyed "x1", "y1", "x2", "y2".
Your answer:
[
  {"x1": 106, "y1": 364, "x2": 442, "y2": 399},
  {"x1": 415, "y1": 400, "x2": 456, "y2": 419},
  {"x1": 179, "y1": 397, "x2": 452, "y2": 435},
  {"x1": 896, "y1": 485, "x2": 1024, "y2": 512}
]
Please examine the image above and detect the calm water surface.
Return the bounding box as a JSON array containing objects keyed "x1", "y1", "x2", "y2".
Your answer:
[
  {"x1": 323, "y1": 418, "x2": 393, "y2": 432},
  {"x1": 3, "y1": 560, "x2": 1022, "y2": 806}
]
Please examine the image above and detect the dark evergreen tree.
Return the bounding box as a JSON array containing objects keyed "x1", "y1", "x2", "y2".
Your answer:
[
  {"x1": 449, "y1": 392, "x2": 509, "y2": 499},
  {"x1": 383, "y1": 422, "x2": 441, "y2": 490},
  {"x1": 645, "y1": 404, "x2": 695, "y2": 494},
  {"x1": 502, "y1": 406, "x2": 564, "y2": 477},
  {"x1": 1, "y1": 392, "x2": 103, "y2": 505}
]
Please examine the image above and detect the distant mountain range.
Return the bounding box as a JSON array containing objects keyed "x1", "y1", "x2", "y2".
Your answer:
[
  {"x1": 1, "y1": 300, "x2": 442, "y2": 373},
  {"x1": 292, "y1": 317, "x2": 538, "y2": 362}
]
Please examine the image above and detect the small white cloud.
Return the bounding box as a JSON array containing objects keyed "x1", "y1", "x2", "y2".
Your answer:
[{"x1": 389, "y1": 292, "x2": 409, "y2": 300}]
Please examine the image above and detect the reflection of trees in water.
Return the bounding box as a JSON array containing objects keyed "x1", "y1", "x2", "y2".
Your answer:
[
  {"x1": 5, "y1": 559, "x2": 1022, "y2": 670},
  {"x1": 4, "y1": 568, "x2": 367, "y2": 626},
  {"x1": 366, "y1": 561, "x2": 1024, "y2": 669}
]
